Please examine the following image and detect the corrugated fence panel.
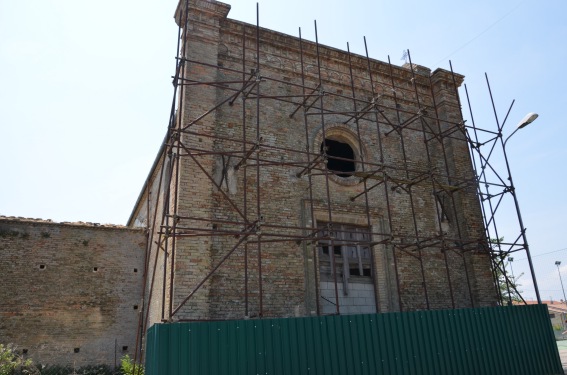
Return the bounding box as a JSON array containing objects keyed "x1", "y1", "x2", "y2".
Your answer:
[{"x1": 145, "y1": 305, "x2": 563, "y2": 375}]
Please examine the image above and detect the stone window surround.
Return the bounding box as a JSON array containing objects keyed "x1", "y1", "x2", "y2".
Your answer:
[{"x1": 312, "y1": 124, "x2": 367, "y2": 187}]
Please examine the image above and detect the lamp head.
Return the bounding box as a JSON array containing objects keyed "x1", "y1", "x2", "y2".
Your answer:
[
  {"x1": 517, "y1": 112, "x2": 538, "y2": 129},
  {"x1": 508, "y1": 257, "x2": 514, "y2": 262},
  {"x1": 556, "y1": 261, "x2": 562, "y2": 266}
]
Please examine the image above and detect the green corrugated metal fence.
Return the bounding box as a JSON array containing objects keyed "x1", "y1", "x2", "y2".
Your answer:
[{"x1": 145, "y1": 305, "x2": 563, "y2": 375}]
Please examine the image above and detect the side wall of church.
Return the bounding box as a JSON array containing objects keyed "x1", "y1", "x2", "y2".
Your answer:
[{"x1": 0, "y1": 217, "x2": 146, "y2": 367}]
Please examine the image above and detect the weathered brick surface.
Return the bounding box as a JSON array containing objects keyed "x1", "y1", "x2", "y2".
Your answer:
[
  {"x1": 0, "y1": 217, "x2": 145, "y2": 367},
  {"x1": 0, "y1": 0, "x2": 499, "y2": 368},
  {"x1": 129, "y1": 0, "x2": 497, "y2": 326}
]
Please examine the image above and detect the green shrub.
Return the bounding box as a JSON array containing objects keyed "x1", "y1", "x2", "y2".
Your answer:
[
  {"x1": 1, "y1": 345, "x2": 140, "y2": 375},
  {"x1": 0, "y1": 344, "x2": 36, "y2": 375},
  {"x1": 119, "y1": 356, "x2": 143, "y2": 375},
  {"x1": 36, "y1": 364, "x2": 115, "y2": 375}
]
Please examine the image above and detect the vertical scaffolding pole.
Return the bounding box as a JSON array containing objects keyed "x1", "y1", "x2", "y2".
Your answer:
[
  {"x1": 241, "y1": 27, "x2": 250, "y2": 317},
  {"x1": 363, "y1": 38, "x2": 400, "y2": 311},
  {"x1": 255, "y1": 4, "x2": 264, "y2": 317},
  {"x1": 485, "y1": 73, "x2": 542, "y2": 305},
  {"x1": 346, "y1": 42, "x2": 381, "y2": 313},
  {"x1": 314, "y1": 20, "x2": 340, "y2": 315},
  {"x1": 298, "y1": 27, "x2": 320, "y2": 316},
  {"x1": 387, "y1": 55, "x2": 430, "y2": 310},
  {"x1": 462, "y1": 82, "x2": 495, "y2": 306}
]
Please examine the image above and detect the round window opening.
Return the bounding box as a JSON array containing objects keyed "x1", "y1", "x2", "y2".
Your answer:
[{"x1": 321, "y1": 138, "x2": 356, "y2": 178}]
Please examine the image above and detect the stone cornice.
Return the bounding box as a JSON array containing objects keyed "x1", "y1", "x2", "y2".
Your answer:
[
  {"x1": 175, "y1": 0, "x2": 231, "y2": 27},
  {"x1": 217, "y1": 19, "x2": 446, "y2": 109},
  {"x1": 0, "y1": 215, "x2": 143, "y2": 232},
  {"x1": 431, "y1": 68, "x2": 464, "y2": 87}
]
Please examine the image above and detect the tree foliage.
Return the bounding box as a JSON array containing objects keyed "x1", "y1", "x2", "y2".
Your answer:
[
  {"x1": 0, "y1": 344, "x2": 37, "y2": 375},
  {"x1": 490, "y1": 238, "x2": 523, "y2": 304}
]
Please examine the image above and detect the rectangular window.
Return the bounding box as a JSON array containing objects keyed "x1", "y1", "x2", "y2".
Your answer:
[{"x1": 317, "y1": 223, "x2": 375, "y2": 315}]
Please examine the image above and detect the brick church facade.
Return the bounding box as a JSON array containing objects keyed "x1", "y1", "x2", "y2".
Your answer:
[
  {"x1": 0, "y1": 0, "x2": 496, "y2": 367},
  {"x1": 129, "y1": 0, "x2": 495, "y2": 324}
]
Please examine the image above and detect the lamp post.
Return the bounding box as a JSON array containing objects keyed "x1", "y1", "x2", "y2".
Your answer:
[
  {"x1": 505, "y1": 256, "x2": 516, "y2": 305},
  {"x1": 501, "y1": 113, "x2": 542, "y2": 304},
  {"x1": 556, "y1": 261, "x2": 567, "y2": 305},
  {"x1": 558, "y1": 261, "x2": 567, "y2": 333},
  {"x1": 508, "y1": 256, "x2": 515, "y2": 281}
]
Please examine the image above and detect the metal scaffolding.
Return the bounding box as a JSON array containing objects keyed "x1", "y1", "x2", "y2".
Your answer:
[
  {"x1": 132, "y1": 0, "x2": 540, "y2": 363},
  {"x1": 464, "y1": 73, "x2": 541, "y2": 306}
]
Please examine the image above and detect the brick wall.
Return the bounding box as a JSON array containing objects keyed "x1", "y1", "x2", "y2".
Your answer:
[
  {"x1": 129, "y1": 0, "x2": 497, "y2": 325},
  {"x1": 0, "y1": 0, "x2": 499, "y2": 367},
  {"x1": 0, "y1": 217, "x2": 146, "y2": 367}
]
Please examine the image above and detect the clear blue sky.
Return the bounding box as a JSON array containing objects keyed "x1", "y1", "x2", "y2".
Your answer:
[{"x1": 1, "y1": 0, "x2": 565, "y2": 302}]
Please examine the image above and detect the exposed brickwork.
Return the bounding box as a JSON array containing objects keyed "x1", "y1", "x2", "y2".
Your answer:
[
  {"x1": 0, "y1": 0, "x2": 499, "y2": 368},
  {"x1": 0, "y1": 217, "x2": 146, "y2": 367},
  {"x1": 130, "y1": 0, "x2": 497, "y2": 326}
]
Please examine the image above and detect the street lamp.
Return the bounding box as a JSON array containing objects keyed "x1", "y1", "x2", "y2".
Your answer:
[
  {"x1": 508, "y1": 257, "x2": 515, "y2": 281},
  {"x1": 501, "y1": 113, "x2": 541, "y2": 304},
  {"x1": 504, "y1": 112, "x2": 539, "y2": 146},
  {"x1": 556, "y1": 261, "x2": 567, "y2": 306}
]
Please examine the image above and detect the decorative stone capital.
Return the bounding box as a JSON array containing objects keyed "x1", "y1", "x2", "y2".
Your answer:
[
  {"x1": 430, "y1": 68, "x2": 464, "y2": 108},
  {"x1": 431, "y1": 68, "x2": 464, "y2": 88}
]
